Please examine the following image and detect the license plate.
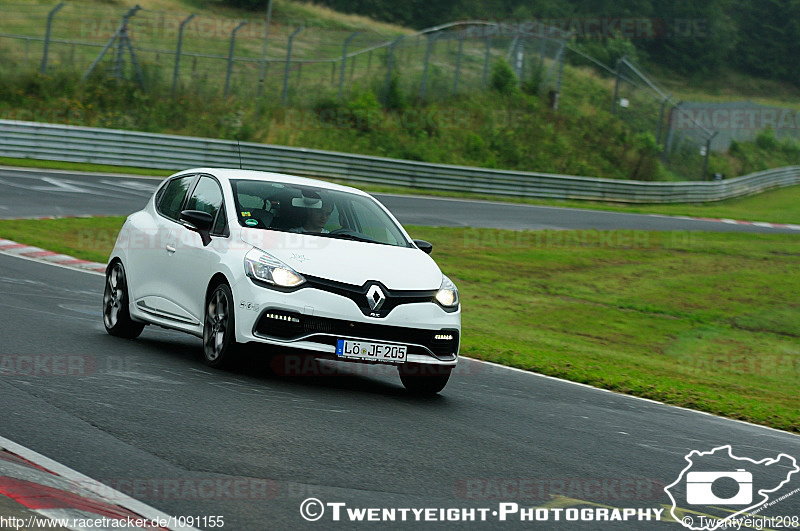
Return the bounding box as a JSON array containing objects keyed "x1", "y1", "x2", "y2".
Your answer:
[{"x1": 336, "y1": 339, "x2": 407, "y2": 363}]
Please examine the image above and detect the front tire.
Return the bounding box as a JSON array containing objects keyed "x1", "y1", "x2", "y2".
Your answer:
[
  {"x1": 203, "y1": 283, "x2": 238, "y2": 368},
  {"x1": 398, "y1": 363, "x2": 452, "y2": 395},
  {"x1": 103, "y1": 261, "x2": 145, "y2": 339}
]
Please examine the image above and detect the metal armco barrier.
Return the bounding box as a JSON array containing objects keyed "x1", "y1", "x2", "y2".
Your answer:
[{"x1": 2, "y1": 119, "x2": 799, "y2": 203}]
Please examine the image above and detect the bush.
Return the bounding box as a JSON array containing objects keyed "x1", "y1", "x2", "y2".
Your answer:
[
  {"x1": 490, "y1": 60, "x2": 518, "y2": 95},
  {"x1": 220, "y1": 0, "x2": 265, "y2": 10},
  {"x1": 571, "y1": 37, "x2": 639, "y2": 69},
  {"x1": 781, "y1": 138, "x2": 800, "y2": 156},
  {"x1": 344, "y1": 88, "x2": 381, "y2": 132},
  {"x1": 521, "y1": 65, "x2": 544, "y2": 96},
  {"x1": 630, "y1": 132, "x2": 661, "y2": 180},
  {"x1": 756, "y1": 129, "x2": 779, "y2": 150},
  {"x1": 380, "y1": 72, "x2": 407, "y2": 110}
]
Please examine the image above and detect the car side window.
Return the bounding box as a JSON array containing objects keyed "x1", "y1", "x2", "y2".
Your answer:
[
  {"x1": 212, "y1": 204, "x2": 228, "y2": 237},
  {"x1": 157, "y1": 175, "x2": 195, "y2": 221},
  {"x1": 185, "y1": 176, "x2": 224, "y2": 219}
]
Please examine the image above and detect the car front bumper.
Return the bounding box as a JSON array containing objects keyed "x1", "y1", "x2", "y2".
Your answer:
[{"x1": 231, "y1": 277, "x2": 460, "y2": 366}]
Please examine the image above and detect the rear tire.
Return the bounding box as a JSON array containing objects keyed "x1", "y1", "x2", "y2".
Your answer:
[
  {"x1": 203, "y1": 283, "x2": 238, "y2": 368},
  {"x1": 398, "y1": 363, "x2": 452, "y2": 395},
  {"x1": 103, "y1": 261, "x2": 145, "y2": 339}
]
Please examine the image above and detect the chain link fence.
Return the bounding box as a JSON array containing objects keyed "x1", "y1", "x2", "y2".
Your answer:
[
  {"x1": 0, "y1": 6, "x2": 574, "y2": 103},
  {"x1": 1, "y1": 4, "x2": 796, "y2": 181}
]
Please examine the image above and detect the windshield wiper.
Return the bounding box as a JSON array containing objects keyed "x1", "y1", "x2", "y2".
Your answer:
[{"x1": 324, "y1": 231, "x2": 377, "y2": 244}]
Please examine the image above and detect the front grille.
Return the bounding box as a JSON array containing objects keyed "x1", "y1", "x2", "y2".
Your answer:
[
  {"x1": 304, "y1": 275, "x2": 438, "y2": 318},
  {"x1": 254, "y1": 310, "x2": 459, "y2": 360}
]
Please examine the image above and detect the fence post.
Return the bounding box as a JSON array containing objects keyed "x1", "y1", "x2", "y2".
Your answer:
[
  {"x1": 663, "y1": 103, "x2": 680, "y2": 163},
  {"x1": 612, "y1": 56, "x2": 623, "y2": 114},
  {"x1": 83, "y1": 5, "x2": 141, "y2": 81},
  {"x1": 224, "y1": 21, "x2": 248, "y2": 97},
  {"x1": 114, "y1": 24, "x2": 125, "y2": 80},
  {"x1": 172, "y1": 14, "x2": 196, "y2": 96},
  {"x1": 40, "y1": 2, "x2": 66, "y2": 75},
  {"x1": 656, "y1": 97, "x2": 668, "y2": 146},
  {"x1": 539, "y1": 35, "x2": 546, "y2": 67},
  {"x1": 453, "y1": 30, "x2": 464, "y2": 95},
  {"x1": 282, "y1": 27, "x2": 303, "y2": 106},
  {"x1": 383, "y1": 36, "x2": 404, "y2": 106},
  {"x1": 482, "y1": 35, "x2": 491, "y2": 87},
  {"x1": 24, "y1": 38, "x2": 31, "y2": 69},
  {"x1": 514, "y1": 38, "x2": 523, "y2": 81},
  {"x1": 123, "y1": 31, "x2": 146, "y2": 90},
  {"x1": 338, "y1": 31, "x2": 359, "y2": 100},
  {"x1": 702, "y1": 132, "x2": 718, "y2": 180},
  {"x1": 257, "y1": 0, "x2": 274, "y2": 98},
  {"x1": 553, "y1": 40, "x2": 566, "y2": 111},
  {"x1": 419, "y1": 32, "x2": 439, "y2": 102}
]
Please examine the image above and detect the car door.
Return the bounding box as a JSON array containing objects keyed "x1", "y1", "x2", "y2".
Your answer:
[
  {"x1": 166, "y1": 174, "x2": 227, "y2": 323},
  {"x1": 130, "y1": 173, "x2": 199, "y2": 326}
]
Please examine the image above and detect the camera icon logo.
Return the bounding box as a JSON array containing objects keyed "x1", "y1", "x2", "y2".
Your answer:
[{"x1": 686, "y1": 469, "x2": 752, "y2": 505}]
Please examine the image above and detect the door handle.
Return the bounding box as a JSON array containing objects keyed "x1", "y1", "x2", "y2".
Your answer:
[{"x1": 166, "y1": 244, "x2": 177, "y2": 254}]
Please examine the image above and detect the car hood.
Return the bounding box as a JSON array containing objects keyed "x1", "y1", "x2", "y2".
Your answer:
[{"x1": 239, "y1": 228, "x2": 442, "y2": 290}]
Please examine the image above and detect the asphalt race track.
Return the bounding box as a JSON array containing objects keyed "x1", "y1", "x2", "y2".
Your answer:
[
  {"x1": 0, "y1": 166, "x2": 799, "y2": 529},
  {"x1": 0, "y1": 167, "x2": 798, "y2": 233}
]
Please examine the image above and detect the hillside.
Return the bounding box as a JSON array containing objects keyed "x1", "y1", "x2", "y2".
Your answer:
[
  {"x1": 0, "y1": 0, "x2": 798, "y2": 181},
  {"x1": 255, "y1": 0, "x2": 800, "y2": 88}
]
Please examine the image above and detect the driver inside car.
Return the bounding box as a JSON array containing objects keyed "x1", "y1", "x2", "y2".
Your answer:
[{"x1": 290, "y1": 200, "x2": 334, "y2": 233}]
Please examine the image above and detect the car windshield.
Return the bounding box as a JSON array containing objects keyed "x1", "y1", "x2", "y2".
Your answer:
[{"x1": 231, "y1": 179, "x2": 411, "y2": 248}]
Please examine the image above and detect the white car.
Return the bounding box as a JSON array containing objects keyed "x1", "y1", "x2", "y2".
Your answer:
[{"x1": 103, "y1": 168, "x2": 460, "y2": 394}]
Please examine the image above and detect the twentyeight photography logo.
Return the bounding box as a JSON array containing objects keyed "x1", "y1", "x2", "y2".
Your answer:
[{"x1": 665, "y1": 445, "x2": 799, "y2": 530}]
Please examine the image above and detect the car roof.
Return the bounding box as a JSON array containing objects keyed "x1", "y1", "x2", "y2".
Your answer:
[{"x1": 177, "y1": 168, "x2": 369, "y2": 196}]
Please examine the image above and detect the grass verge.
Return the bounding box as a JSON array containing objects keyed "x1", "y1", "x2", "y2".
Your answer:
[
  {"x1": 0, "y1": 216, "x2": 125, "y2": 262},
  {"x1": 0, "y1": 217, "x2": 797, "y2": 432}
]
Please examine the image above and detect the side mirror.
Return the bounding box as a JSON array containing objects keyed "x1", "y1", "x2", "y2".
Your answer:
[
  {"x1": 180, "y1": 210, "x2": 214, "y2": 247},
  {"x1": 413, "y1": 239, "x2": 433, "y2": 254}
]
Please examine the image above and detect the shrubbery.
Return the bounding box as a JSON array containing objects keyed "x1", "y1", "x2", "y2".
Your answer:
[{"x1": 1, "y1": 68, "x2": 793, "y2": 182}]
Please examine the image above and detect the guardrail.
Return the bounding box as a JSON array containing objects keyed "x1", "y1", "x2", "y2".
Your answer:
[{"x1": 2, "y1": 119, "x2": 799, "y2": 203}]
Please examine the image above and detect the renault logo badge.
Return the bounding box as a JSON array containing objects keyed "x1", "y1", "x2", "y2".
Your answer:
[{"x1": 366, "y1": 285, "x2": 386, "y2": 311}]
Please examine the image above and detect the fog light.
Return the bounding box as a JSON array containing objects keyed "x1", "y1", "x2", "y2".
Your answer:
[
  {"x1": 434, "y1": 334, "x2": 454, "y2": 341},
  {"x1": 264, "y1": 313, "x2": 300, "y2": 323}
]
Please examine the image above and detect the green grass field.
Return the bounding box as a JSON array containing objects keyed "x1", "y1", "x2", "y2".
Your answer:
[{"x1": 1, "y1": 216, "x2": 797, "y2": 432}]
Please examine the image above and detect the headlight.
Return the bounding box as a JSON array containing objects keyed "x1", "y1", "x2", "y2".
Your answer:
[
  {"x1": 435, "y1": 275, "x2": 459, "y2": 308},
  {"x1": 244, "y1": 248, "x2": 305, "y2": 288}
]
